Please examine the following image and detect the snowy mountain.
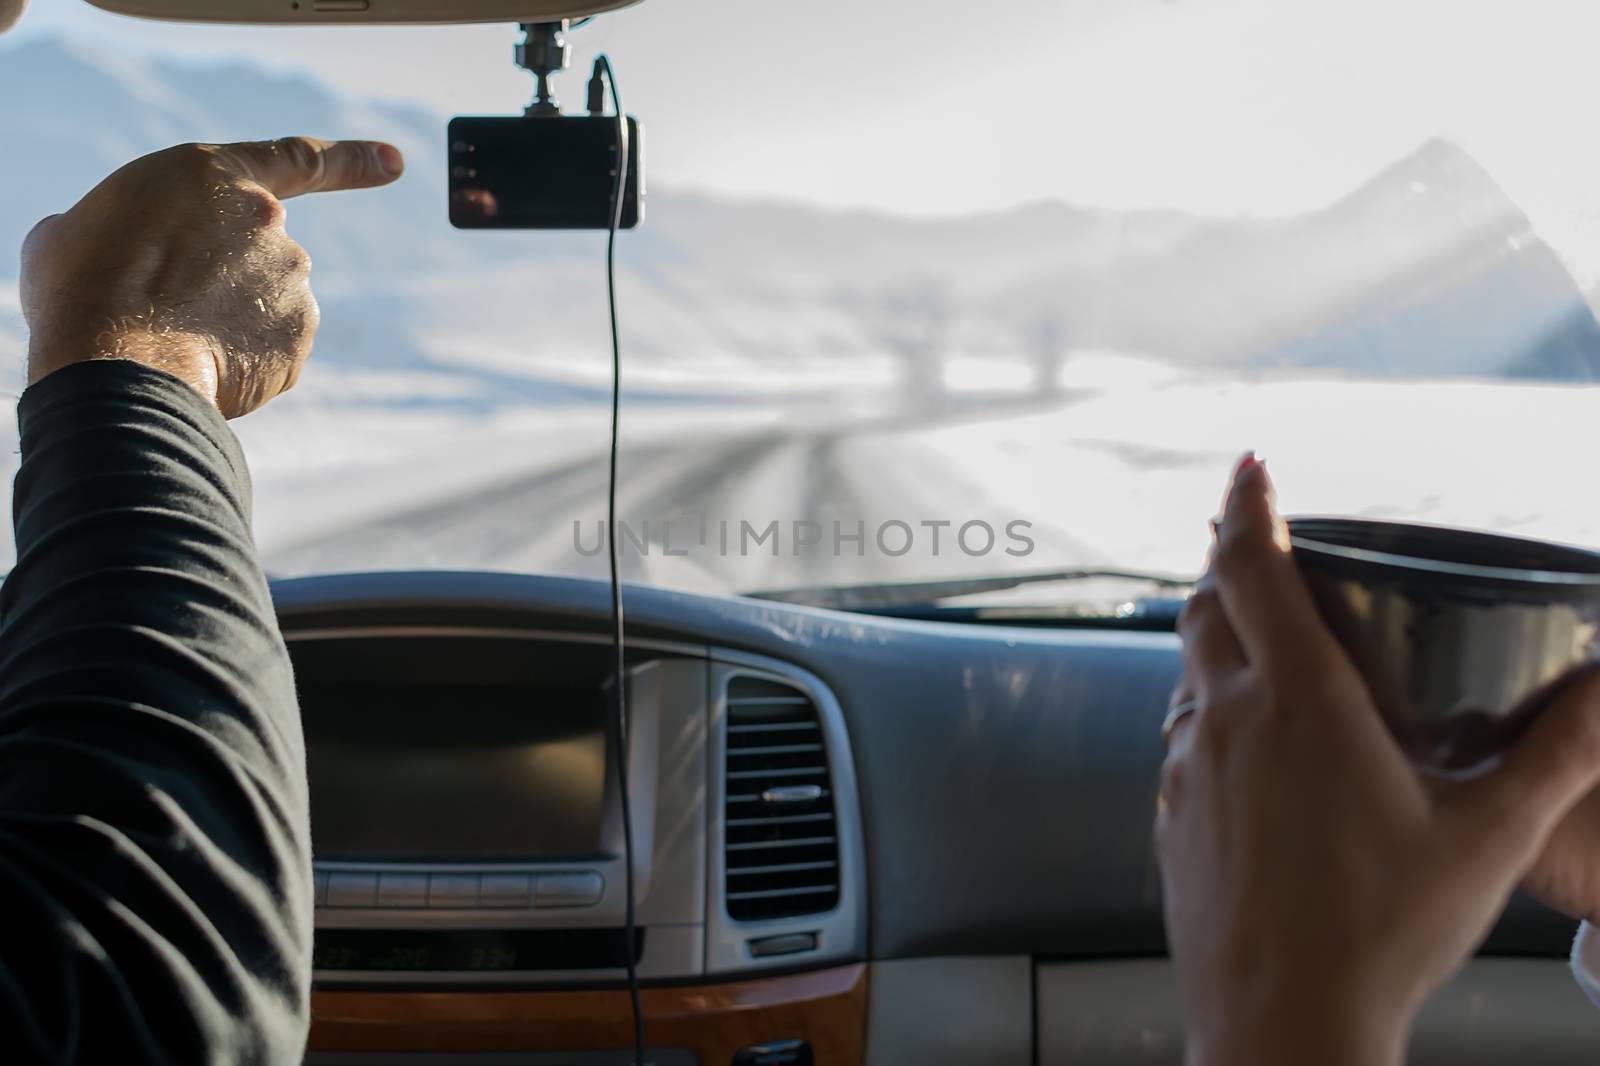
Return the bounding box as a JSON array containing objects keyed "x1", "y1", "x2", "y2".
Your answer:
[{"x1": 3, "y1": 34, "x2": 1598, "y2": 404}]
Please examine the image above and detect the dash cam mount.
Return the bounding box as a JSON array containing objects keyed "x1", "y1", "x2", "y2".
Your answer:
[{"x1": 515, "y1": 20, "x2": 572, "y2": 118}]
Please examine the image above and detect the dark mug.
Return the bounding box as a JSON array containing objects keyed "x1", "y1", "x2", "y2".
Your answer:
[{"x1": 1287, "y1": 517, "x2": 1600, "y2": 773}]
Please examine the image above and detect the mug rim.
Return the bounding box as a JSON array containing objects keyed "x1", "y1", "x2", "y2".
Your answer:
[{"x1": 1286, "y1": 516, "x2": 1600, "y2": 591}]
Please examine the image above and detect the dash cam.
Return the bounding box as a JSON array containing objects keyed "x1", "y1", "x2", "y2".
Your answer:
[{"x1": 447, "y1": 115, "x2": 644, "y2": 230}]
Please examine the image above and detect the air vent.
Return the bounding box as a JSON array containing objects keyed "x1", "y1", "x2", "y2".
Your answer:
[{"x1": 722, "y1": 674, "x2": 841, "y2": 921}]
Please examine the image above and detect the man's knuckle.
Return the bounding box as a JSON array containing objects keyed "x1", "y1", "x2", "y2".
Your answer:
[
  {"x1": 164, "y1": 142, "x2": 224, "y2": 181},
  {"x1": 285, "y1": 241, "x2": 312, "y2": 276},
  {"x1": 277, "y1": 136, "x2": 330, "y2": 185},
  {"x1": 334, "y1": 146, "x2": 374, "y2": 186},
  {"x1": 282, "y1": 292, "x2": 321, "y2": 354},
  {"x1": 281, "y1": 358, "x2": 305, "y2": 394},
  {"x1": 243, "y1": 187, "x2": 286, "y2": 228},
  {"x1": 276, "y1": 135, "x2": 318, "y2": 166},
  {"x1": 166, "y1": 141, "x2": 211, "y2": 163}
]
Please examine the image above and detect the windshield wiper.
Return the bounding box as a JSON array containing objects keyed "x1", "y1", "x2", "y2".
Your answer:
[{"x1": 748, "y1": 566, "x2": 1195, "y2": 613}]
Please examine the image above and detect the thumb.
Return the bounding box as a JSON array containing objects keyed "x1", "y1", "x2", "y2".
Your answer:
[{"x1": 1455, "y1": 666, "x2": 1600, "y2": 854}]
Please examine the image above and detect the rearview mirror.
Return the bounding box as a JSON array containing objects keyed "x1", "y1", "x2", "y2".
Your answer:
[{"x1": 82, "y1": 0, "x2": 638, "y2": 25}]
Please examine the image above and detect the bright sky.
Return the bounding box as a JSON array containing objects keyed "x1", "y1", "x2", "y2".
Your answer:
[{"x1": 14, "y1": 0, "x2": 1600, "y2": 280}]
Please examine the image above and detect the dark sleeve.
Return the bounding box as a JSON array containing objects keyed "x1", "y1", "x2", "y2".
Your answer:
[{"x1": 0, "y1": 359, "x2": 311, "y2": 1065}]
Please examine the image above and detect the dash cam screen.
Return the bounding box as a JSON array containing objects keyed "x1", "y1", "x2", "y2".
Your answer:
[
  {"x1": 302, "y1": 681, "x2": 608, "y2": 862},
  {"x1": 448, "y1": 116, "x2": 642, "y2": 229}
]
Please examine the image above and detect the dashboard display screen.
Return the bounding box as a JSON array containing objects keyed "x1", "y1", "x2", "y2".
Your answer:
[{"x1": 302, "y1": 682, "x2": 608, "y2": 861}]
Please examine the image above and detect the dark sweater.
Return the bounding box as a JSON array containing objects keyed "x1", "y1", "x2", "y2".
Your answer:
[{"x1": 0, "y1": 360, "x2": 310, "y2": 1064}]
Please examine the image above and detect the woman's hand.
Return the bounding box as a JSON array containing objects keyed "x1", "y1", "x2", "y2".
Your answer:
[
  {"x1": 1157, "y1": 455, "x2": 1600, "y2": 1066},
  {"x1": 1522, "y1": 778, "x2": 1600, "y2": 923}
]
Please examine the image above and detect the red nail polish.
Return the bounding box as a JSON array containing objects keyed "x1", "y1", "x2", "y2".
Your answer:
[{"x1": 1232, "y1": 450, "x2": 1260, "y2": 478}]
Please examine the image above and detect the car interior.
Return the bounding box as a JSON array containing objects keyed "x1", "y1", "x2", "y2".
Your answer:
[
  {"x1": 10, "y1": 0, "x2": 1600, "y2": 1063},
  {"x1": 281, "y1": 572, "x2": 1600, "y2": 1066}
]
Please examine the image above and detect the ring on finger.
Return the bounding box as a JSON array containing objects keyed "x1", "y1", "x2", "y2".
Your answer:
[{"x1": 1161, "y1": 699, "x2": 1199, "y2": 743}]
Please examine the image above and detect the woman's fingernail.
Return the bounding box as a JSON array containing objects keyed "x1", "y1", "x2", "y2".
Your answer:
[
  {"x1": 1253, "y1": 455, "x2": 1273, "y2": 489},
  {"x1": 376, "y1": 143, "x2": 405, "y2": 176}
]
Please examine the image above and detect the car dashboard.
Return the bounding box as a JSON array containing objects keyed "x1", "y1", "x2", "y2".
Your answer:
[{"x1": 280, "y1": 571, "x2": 1600, "y2": 1065}]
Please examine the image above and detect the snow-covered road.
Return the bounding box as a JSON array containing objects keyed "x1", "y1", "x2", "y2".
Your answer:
[
  {"x1": 0, "y1": 354, "x2": 1591, "y2": 600},
  {"x1": 247, "y1": 357, "x2": 1600, "y2": 600}
]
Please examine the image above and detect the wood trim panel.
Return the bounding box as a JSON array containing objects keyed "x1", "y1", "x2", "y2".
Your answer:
[{"x1": 310, "y1": 964, "x2": 867, "y2": 1062}]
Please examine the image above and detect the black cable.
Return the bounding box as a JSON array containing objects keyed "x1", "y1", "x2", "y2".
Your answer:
[{"x1": 593, "y1": 53, "x2": 645, "y2": 1066}]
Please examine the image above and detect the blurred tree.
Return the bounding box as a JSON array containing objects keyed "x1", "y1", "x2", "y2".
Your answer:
[
  {"x1": 871, "y1": 279, "x2": 950, "y2": 414},
  {"x1": 1029, "y1": 314, "x2": 1069, "y2": 396}
]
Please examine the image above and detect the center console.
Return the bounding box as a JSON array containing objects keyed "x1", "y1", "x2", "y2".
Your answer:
[{"x1": 286, "y1": 626, "x2": 867, "y2": 990}]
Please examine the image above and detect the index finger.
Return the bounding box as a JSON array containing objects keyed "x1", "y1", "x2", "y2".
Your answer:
[
  {"x1": 1211, "y1": 454, "x2": 1342, "y2": 670},
  {"x1": 216, "y1": 136, "x2": 404, "y2": 199}
]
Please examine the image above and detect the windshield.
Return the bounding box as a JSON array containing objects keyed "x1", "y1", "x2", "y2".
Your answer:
[{"x1": 4, "y1": 0, "x2": 1599, "y2": 604}]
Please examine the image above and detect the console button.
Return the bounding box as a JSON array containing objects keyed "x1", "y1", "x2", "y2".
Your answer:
[
  {"x1": 749, "y1": 932, "x2": 818, "y2": 958},
  {"x1": 377, "y1": 873, "x2": 428, "y2": 909},
  {"x1": 427, "y1": 873, "x2": 480, "y2": 908},
  {"x1": 535, "y1": 871, "x2": 604, "y2": 908},
  {"x1": 478, "y1": 873, "x2": 533, "y2": 908},
  {"x1": 325, "y1": 871, "x2": 378, "y2": 908},
  {"x1": 733, "y1": 1040, "x2": 812, "y2": 1065}
]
